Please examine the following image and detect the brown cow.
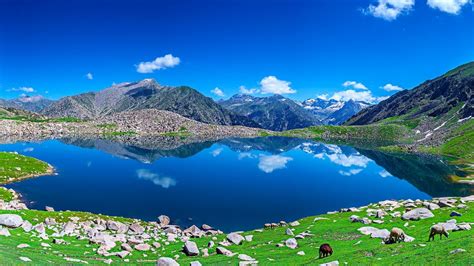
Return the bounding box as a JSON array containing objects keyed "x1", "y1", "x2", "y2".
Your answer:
[{"x1": 319, "y1": 243, "x2": 333, "y2": 258}]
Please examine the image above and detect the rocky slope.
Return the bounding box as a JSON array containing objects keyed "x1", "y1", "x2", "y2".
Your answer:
[
  {"x1": 42, "y1": 79, "x2": 258, "y2": 128},
  {"x1": 0, "y1": 109, "x2": 264, "y2": 141},
  {"x1": 219, "y1": 94, "x2": 321, "y2": 131},
  {"x1": 346, "y1": 62, "x2": 473, "y2": 126}
]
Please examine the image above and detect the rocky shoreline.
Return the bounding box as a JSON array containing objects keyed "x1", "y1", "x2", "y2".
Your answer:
[{"x1": 1, "y1": 180, "x2": 473, "y2": 265}]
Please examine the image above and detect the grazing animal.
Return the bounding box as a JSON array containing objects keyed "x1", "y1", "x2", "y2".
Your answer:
[
  {"x1": 389, "y1": 227, "x2": 406, "y2": 243},
  {"x1": 319, "y1": 243, "x2": 333, "y2": 258},
  {"x1": 429, "y1": 224, "x2": 449, "y2": 241}
]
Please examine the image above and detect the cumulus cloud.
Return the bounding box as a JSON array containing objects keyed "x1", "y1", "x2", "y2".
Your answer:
[
  {"x1": 427, "y1": 0, "x2": 469, "y2": 14},
  {"x1": 239, "y1": 85, "x2": 259, "y2": 95},
  {"x1": 211, "y1": 147, "x2": 223, "y2": 157},
  {"x1": 136, "y1": 54, "x2": 180, "y2": 73},
  {"x1": 339, "y1": 168, "x2": 363, "y2": 176},
  {"x1": 382, "y1": 83, "x2": 404, "y2": 91},
  {"x1": 86, "y1": 72, "x2": 93, "y2": 80},
  {"x1": 364, "y1": 0, "x2": 415, "y2": 21},
  {"x1": 343, "y1": 81, "x2": 368, "y2": 90},
  {"x1": 9, "y1": 87, "x2": 35, "y2": 93},
  {"x1": 211, "y1": 87, "x2": 225, "y2": 97},
  {"x1": 258, "y1": 155, "x2": 293, "y2": 173},
  {"x1": 331, "y1": 89, "x2": 377, "y2": 103},
  {"x1": 326, "y1": 152, "x2": 371, "y2": 168},
  {"x1": 136, "y1": 169, "x2": 176, "y2": 189},
  {"x1": 260, "y1": 76, "x2": 296, "y2": 95}
]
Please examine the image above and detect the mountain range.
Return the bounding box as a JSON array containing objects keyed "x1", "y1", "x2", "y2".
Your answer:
[
  {"x1": 346, "y1": 62, "x2": 473, "y2": 125},
  {"x1": 0, "y1": 96, "x2": 54, "y2": 113}
]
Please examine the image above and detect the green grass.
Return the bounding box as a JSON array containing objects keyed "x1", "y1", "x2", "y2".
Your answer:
[
  {"x1": 279, "y1": 124, "x2": 410, "y2": 143},
  {"x1": 0, "y1": 187, "x2": 14, "y2": 202},
  {"x1": 0, "y1": 152, "x2": 52, "y2": 184},
  {"x1": 102, "y1": 131, "x2": 137, "y2": 137},
  {"x1": 0, "y1": 200, "x2": 472, "y2": 264},
  {"x1": 160, "y1": 127, "x2": 191, "y2": 137}
]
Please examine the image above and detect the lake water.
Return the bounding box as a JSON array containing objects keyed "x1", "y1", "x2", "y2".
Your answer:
[{"x1": 2, "y1": 137, "x2": 471, "y2": 232}]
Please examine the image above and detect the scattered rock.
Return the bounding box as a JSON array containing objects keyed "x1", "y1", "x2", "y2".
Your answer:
[
  {"x1": 0, "y1": 227, "x2": 11, "y2": 236},
  {"x1": 156, "y1": 257, "x2": 179, "y2": 266},
  {"x1": 227, "y1": 233, "x2": 245, "y2": 245},
  {"x1": 134, "y1": 243, "x2": 151, "y2": 251},
  {"x1": 45, "y1": 206, "x2": 54, "y2": 212},
  {"x1": 158, "y1": 215, "x2": 170, "y2": 227},
  {"x1": 320, "y1": 261, "x2": 339, "y2": 266},
  {"x1": 450, "y1": 211, "x2": 462, "y2": 217},
  {"x1": 183, "y1": 241, "x2": 200, "y2": 256},
  {"x1": 19, "y1": 257, "x2": 31, "y2": 262},
  {"x1": 0, "y1": 214, "x2": 23, "y2": 228},
  {"x1": 402, "y1": 208, "x2": 434, "y2": 221},
  {"x1": 285, "y1": 238, "x2": 298, "y2": 249},
  {"x1": 17, "y1": 244, "x2": 29, "y2": 248},
  {"x1": 450, "y1": 248, "x2": 466, "y2": 255},
  {"x1": 190, "y1": 261, "x2": 202, "y2": 266},
  {"x1": 238, "y1": 254, "x2": 256, "y2": 261},
  {"x1": 289, "y1": 221, "x2": 300, "y2": 227},
  {"x1": 216, "y1": 246, "x2": 234, "y2": 256},
  {"x1": 297, "y1": 251, "x2": 305, "y2": 256},
  {"x1": 285, "y1": 228, "x2": 294, "y2": 236}
]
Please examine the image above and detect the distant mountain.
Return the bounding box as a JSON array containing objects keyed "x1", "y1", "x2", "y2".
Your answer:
[
  {"x1": 219, "y1": 94, "x2": 321, "y2": 131},
  {"x1": 346, "y1": 62, "x2": 474, "y2": 125},
  {"x1": 42, "y1": 79, "x2": 259, "y2": 127},
  {"x1": 0, "y1": 95, "x2": 54, "y2": 113},
  {"x1": 301, "y1": 98, "x2": 370, "y2": 125}
]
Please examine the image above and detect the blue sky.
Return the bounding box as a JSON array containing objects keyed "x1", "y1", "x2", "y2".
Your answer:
[{"x1": 0, "y1": 0, "x2": 473, "y2": 102}]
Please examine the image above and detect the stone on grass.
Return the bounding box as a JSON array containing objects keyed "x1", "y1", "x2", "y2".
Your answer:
[
  {"x1": 183, "y1": 241, "x2": 199, "y2": 256},
  {"x1": 135, "y1": 243, "x2": 151, "y2": 251},
  {"x1": 450, "y1": 248, "x2": 466, "y2": 255},
  {"x1": 0, "y1": 227, "x2": 11, "y2": 236},
  {"x1": 402, "y1": 208, "x2": 434, "y2": 221},
  {"x1": 244, "y1": 235, "x2": 253, "y2": 242},
  {"x1": 227, "y1": 233, "x2": 245, "y2": 245},
  {"x1": 238, "y1": 254, "x2": 256, "y2": 261},
  {"x1": 19, "y1": 257, "x2": 31, "y2": 262},
  {"x1": 285, "y1": 228, "x2": 294, "y2": 236},
  {"x1": 190, "y1": 261, "x2": 202, "y2": 266},
  {"x1": 17, "y1": 243, "x2": 29, "y2": 248},
  {"x1": 450, "y1": 211, "x2": 462, "y2": 217},
  {"x1": 157, "y1": 257, "x2": 180, "y2": 266},
  {"x1": 0, "y1": 214, "x2": 23, "y2": 228},
  {"x1": 297, "y1": 251, "x2": 305, "y2": 256},
  {"x1": 129, "y1": 223, "x2": 144, "y2": 234},
  {"x1": 216, "y1": 246, "x2": 234, "y2": 256},
  {"x1": 285, "y1": 238, "x2": 298, "y2": 249},
  {"x1": 45, "y1": 206, "x2": 54, "y2": 212},
  {"x1": 289, "y1": 221, "x2": 300, "y2": 227}
]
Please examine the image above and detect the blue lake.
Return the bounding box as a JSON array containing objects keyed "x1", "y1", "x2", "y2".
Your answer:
[{"x1": 2, "y1": 137, "x2": 470, "y2": 232}]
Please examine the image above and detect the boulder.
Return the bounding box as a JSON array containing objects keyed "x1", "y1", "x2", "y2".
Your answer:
[
  {"x1": 227, "y1": 233, "x2": 245, "y2": 245},
  {"x1": 285, "y1": 238, "x2": 298, "y2": 249},
  {"x1": 285, "y1": 228, "x2": 294, "y2": 236},
  {"x1": 183, "y1": 241, "x2": 199, "y2": 256},
  {"x1": 156, "y1": 257, "x2": 179, "y2": 266},
  {"x1": 238, "y1": 254, "x2": 256, "y2": 261},
  {"x1": 190, "y1": 261, "x2": 202, "y2": 266},
  {"x1": 0, "y1": 214, "x2": 23, "y2": 228},
  {"x1": 0, "y1": 227, "x2": 11, "y2": 236},
  {"x1": 45, "y1": 206, "x2": 54, "y2": 212},
  {"x1": 158, "y1": 215, "x2": 170, "y2": 226},
  {"x1": 129, "y1": 223, "x2": 144, "y2": 234},
  {"x1": 183, "y1": 225, "x2": 203, "y2": 238},
  {"x1": 216, "y1": 246, "x2": 234, "y2": 256},
  {"x1": 402, "y1": 208, "x2": 434, "y2": 220},
  {"x1": 135, "y1": 243, "x2": 151, "y2": 251},
  {"x1": 320, "y1": 261, "x2": 339, "y2": 266}
]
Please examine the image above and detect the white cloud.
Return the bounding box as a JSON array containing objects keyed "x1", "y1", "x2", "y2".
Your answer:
[
  {"x1": 23, "y1": 147, "x2": 34, "y2": 152},
  {"x1": 339, "y1": 168, "x2": 364, "y2": 176},
  {"x1": 18, "y1": 95, "x2": 45, "y2": 103},
  {"x1": 364, "y1": 0, "x2": 415, "y2": 21},
  {"x1": 379, "y1": 169, "x2": 393, "y2": 177},
  {"x1": 343, "y1": 81, "x2": 368, "y2": 90},
  {"x1": 326, "y1": 153, "x2": 371, "y2": 168},
  {"x1": 331, "y1": 89, "x2": 376, "y2": 103},
  {"x1": 211, "y1": 147, "x2": 223, "y2": 157},
  {"x1": 9, "y1": 87, "x2": 35, "y2": 93},
  {"x1": 316, "y1": 94, "x2": 329, "y2": 101},
  {"x1": 86, "y1": 72, "x2": 93, "y2": 80},
  {"x1": 239, "y1": 85, "x2": 259, "y2": 95},
  {"x1": 136, "y1": 169, "x2": 176, "y2": 189},
  {"x1": 260, "y1": 76, "x2": 296, "y2": 95},
  {"x1": 211, "y1": 87, "x2": 225, "y2": 97},
  {"x1": 136, "y1": 54, "x2": 180, "y2": 73},
  {"x1": 382, "y1": 83, "x2": 404, "y2": 91},
  {"x1": 427, "y1": 0, "x2": 469, "y2": 14},
  {"x1": 258, "y1": 154, "x2": 293, "y2": 173}
]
